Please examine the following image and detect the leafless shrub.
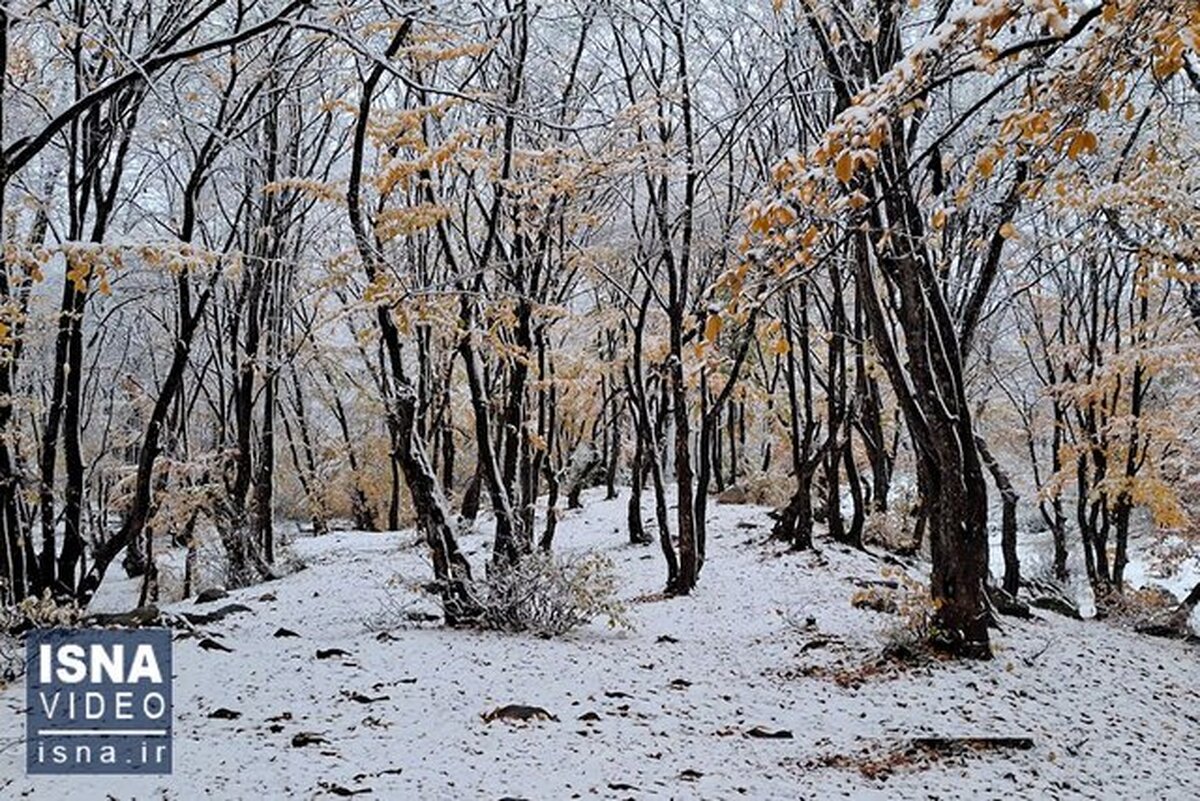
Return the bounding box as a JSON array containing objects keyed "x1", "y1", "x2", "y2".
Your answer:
[
  {"x1": 471, "y1": 551, "x2": 631, "y2": 637},
  {"x1": 365, "y1": 573, "x2": 433, "y2": 631}
]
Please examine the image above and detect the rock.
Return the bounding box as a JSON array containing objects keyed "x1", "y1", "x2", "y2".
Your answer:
[
  {"x1": 746, "y1": 725, "x2": 794, "y2": 739},
  {"x1": 316, "y1": 647, "x2": 352, "y2": 659},
  {"x1": 319, "y1": 786, "x2": 369, "y2": 796},
  {"x1": 207, "y1": 708, "x2": 241, "y2": 720},
  {"x1": 194, "y1": 587, "x2": 228, "y2": 604},
  {"x1": 482, "y1": 704, "x2": 558, "y2": 723},
  {"x1": 716, "y1": 486, "x2": 748, "y2": 505},
  {"x1": 182, "y1": 603, "x2": 252, "y2": 626},
  {"x1": 291, "y1": 732, "x2": 328, "y2": 747},
  {"x1": 1030, "y1": 595, "x2": 1082, "y2": 620},
  {"x1": 988, "y1": 586, "x2": 1033, "y2": 619},
  {"x1": 87, "y1": 605, "x2": 161, "y2": 627},
  {"x1": 799, "y1": 636, "x2": 839, "y2": 652},
  {"x1": 578, "y1": 711, "x2": 601, "y2": 721},
  {"x1": 1135, "y1": 621, "x2": 1189, "y2": 639},
  {"x1": 273, "y1": 627, "x2": 301, "y2": 638},
  {"x1": 197, "y1": 637, "x2": 233, "y2": 653},
  {"x1": 319, "y1": 783, "x2": 370, "y2": 797}
]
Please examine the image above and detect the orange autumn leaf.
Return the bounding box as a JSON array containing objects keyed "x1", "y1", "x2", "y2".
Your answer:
[
  {"x1": 835, "y1": 151, "x2": 854, "y2": 185},
  {"x1": 704, "y1": 314, "x2": 723, "y2": 343}
]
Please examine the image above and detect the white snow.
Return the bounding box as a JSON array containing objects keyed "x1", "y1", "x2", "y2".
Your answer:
[{"x1": 2, "y1": 490, "x2": 1198, "y2": 799}]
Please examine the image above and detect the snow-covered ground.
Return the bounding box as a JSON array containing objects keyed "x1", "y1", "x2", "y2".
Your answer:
[{"x1": 2, "y1": 490, "x2": 1198, "y2": 799}]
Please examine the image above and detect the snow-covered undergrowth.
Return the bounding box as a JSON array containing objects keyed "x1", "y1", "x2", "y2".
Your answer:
[{"x1": 2, "y1": 489, "x2": 1197, "y2": 799}]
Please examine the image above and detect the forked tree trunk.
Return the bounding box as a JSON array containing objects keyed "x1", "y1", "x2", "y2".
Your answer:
[{"x1": 858, "y1": 201, "x2": 991, "y2": 658}]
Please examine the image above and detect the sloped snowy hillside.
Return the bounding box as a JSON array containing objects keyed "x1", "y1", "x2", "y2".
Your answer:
[{"x1": 3, "y1": 490, "x2": 1198, "y2": 799}]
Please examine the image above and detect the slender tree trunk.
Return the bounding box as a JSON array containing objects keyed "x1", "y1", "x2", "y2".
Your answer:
[
  {"x1": 976, "y1": 433, "x2": 1020, "y2": 596},
  {"x1": 346, "y1": 22, "x2": 479, "y2": 621}
]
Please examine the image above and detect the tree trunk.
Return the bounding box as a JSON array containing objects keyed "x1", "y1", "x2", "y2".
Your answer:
[
  {"x1": 346, "y1": 21, "x2": 479, "y2": 622},
  {"x1": 976, "y1": 433, "x2": 1019, "y2": 597}
]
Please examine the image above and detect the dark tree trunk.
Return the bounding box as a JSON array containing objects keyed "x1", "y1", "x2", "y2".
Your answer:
[
  {"x1": 346, "y1": 22, "x2": 479, "y2": 622},
  {"x1": 857, "y1": 178, "x2": 992, "y2": 658},
  {"x1": 842, "y1": 438, "x2": 865, "y2": 549},
  {"x1": 773, "y1": 287, "x2": 816, "y2": 550},
  {"x1": 461, "y1": 465, "x2": 482, "y2": 523},
  {"x1": 627, "y1": 426, "x2": 651, "y2": 545}
]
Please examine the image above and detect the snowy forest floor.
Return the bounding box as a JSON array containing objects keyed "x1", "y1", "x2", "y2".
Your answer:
[{"x1": 2, "y1": 489, "x2": 1198, "y2": 800}]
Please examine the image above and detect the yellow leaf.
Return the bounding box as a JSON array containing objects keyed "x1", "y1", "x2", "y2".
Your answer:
[
  {"x1": 704, "y1": 314, "x2": 723, "y2": 343},
  {"x1": 1064, "y1": 129, "x2": 1099, "y2": 160},
  {"x1": 835, "y1": 151, "x2": 854, "y2": 185},
  {"x1": 66, "y1": 263, "x2": 90, "y2": 292},
  {"x1": 772, "y1": 338, "x2": 790, "y2": 356},
  {"x1": 999, "y1": 222, "x2": 1018, "y2": 240},
  {"x1": 978, "y1": 152, "x2": 995, "y2": 179},
  {"x1": 931, "y1": 208, "x2": 947, "y2": 231}
]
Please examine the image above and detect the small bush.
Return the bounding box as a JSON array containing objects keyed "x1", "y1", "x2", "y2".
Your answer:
[
  {"x1": 851, "y1": 585, "x2": 898, "y2": 613},
  {"x1": 872, "y1": 569, "x2": 940, "y2": 657},
  {"x1": 739, "y1": 471, "x2": 792, "y2": 507},
  {"x1": 863, "y1": 511, "x2": 908, "y2": 551},
  {"x1": 0, "y1": 592, "x2": 83, "y2": 689},
  {"x1": 365, "y1": 572, "x2": 434, "y2": 631},
  {"x1": 1104, "y1": 584, "x2": 1177, "y2": 626},
  {"x1": 864, "y1": 487, "x2": 922, "y2": 553},
  {"x1": 3, "y1": 591, "x2": 82, "y2": 630},
  {"x1": 472, "y1": 551, "x2": 631, "y2": 637},
  {"x1": 0, "y1": 633, "x2": 18, "y2": 690}
]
